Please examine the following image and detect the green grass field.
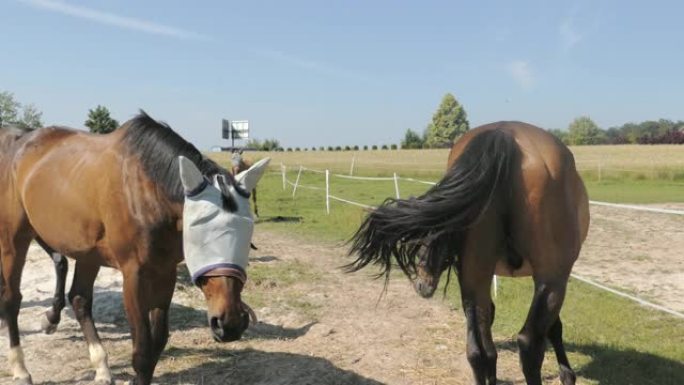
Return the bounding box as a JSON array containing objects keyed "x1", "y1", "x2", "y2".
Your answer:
[{"x1": 210, "y1": 147, "x2": 684, "y2": 384}]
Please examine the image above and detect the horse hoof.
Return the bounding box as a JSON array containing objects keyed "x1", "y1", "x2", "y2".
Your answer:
[
  {"x1": 41, "y1": 317, "x2": 58, "y2": 335},
  {"x1": 13, "y1": 376, "x2": 33, "y2": 385},
  {"x1": 95, "y1": 379, "x2": 113, "y2": 385},
  {"x1": 560, "y1": 368, "x2": 577, "y2": 385}
]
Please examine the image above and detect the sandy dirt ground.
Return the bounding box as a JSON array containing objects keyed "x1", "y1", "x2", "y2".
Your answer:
[
  {"x1": 574, "y1": 203, "x2": 684, "y2": 312},
  {"x1": 0, "y1": 204, "x2": 681, "y2": 385}
]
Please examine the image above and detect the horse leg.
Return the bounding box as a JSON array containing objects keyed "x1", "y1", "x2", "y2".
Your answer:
[
  {"x1": 548, "y1": 317, "x2": 576, "y2": 385},
  {"x1": 517, "y1": 280, "x2": 568, "y2": 385},
  {"x1": 148, "y1": 268, "x2": 176, "y2": 364},
  {"x1": 35, "y1": 238, "x2": 68, "y2": 334},
  {"x1": 252, "y1": 187, "x2": 258, "y2": 218},
  {"x1": 0, "y1": 232, "x2": 34, "y2": 385},
  {"x1": 0, "y1": 254, "x2": 5, "y2": 331},
  {"x1": 459, "y1": 271, "x2": 498, "y2": 385},
  {"x1": 68, "y1": 261, "x2": 112, "y2": 385},
  {"x1": 122, "y1": 264, "x2": 158, "y2": 385}
]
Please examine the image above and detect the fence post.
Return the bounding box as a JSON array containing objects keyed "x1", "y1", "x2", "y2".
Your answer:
[
  {"x1": 349, "y1": 154, "x2": 356, "y2": 176},
  {"x1": 281, "y1": 163, "x2": 286, "y2": 190},
  {"x1": 325, "y1": 169, "x2": 330, "y2": 214},
  {"x1": 492, "y1": 275, "x2": 498, "y2": 299},
  {"x1": 292, "y1": 165, "x2": 303, "y2": 198},
  {"x1": 393, "y1": 172, "x2": 400, "y2": 199}
]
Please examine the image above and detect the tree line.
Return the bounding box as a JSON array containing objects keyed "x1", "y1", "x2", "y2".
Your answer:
[
  {"x1": 550, "y1": 116, "x2": 684, "y2": 145},
  {"x1": 5, "y1": 89, "x2": 681, "y2": 148},
  {"x1": 1, "y1": 91, "x2": 119, "y2": 134}
]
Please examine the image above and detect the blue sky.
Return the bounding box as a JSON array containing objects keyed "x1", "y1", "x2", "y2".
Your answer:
[{"x1": 1, "y1": 0, "x2": 683, "y2": 149}]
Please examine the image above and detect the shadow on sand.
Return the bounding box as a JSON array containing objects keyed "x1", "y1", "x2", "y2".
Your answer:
[
  {"x1": 20, "y1": 285, "x2": 315, "y2": 344},
  {"x1": 157, "y1": 347, "x2": 385, "y2": 385}
]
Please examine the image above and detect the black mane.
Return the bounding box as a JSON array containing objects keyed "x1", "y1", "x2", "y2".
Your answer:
[{"x1": 120, "y1": 110, "x2": 244, "y2": 208}]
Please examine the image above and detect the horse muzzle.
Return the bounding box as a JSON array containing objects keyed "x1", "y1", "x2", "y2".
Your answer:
[
  {"x1": 209, "y1": 302, "x2": 257, "y2": 342},
  {"x1": 209, "y1": 311, "x2": 248, "y2": 342},
  {"x1": 414, "y1": 279, "x2": 438, "y2": 299}
]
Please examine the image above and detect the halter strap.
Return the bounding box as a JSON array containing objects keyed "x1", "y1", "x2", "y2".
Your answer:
[{"x1": 192, "y1": 263, "x2": 247, "y2": 285}]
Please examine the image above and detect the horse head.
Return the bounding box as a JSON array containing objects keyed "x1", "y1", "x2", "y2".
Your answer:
[
  {"x1": 178, "y1": 155, "x2": 270, "y2": 342},
  {"x1": 413, "y1": 236, "x2": 454, "y2": 299}
]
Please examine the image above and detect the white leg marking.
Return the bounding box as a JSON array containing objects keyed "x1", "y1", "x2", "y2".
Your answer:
[
  {"x1": 8, "y1": 346, "x2": 31, "y2": 381},
  {"x1": 89, "y1": 343, "x2": 112, "y2": 383}
]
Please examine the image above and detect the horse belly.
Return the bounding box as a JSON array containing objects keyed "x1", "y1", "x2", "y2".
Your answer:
[
  {"x1": 495, "y1": 259, "x2": 533, "y2": 277},
  {"x1": 19, "y1": 155, "x2": 106, "y2": 257}
]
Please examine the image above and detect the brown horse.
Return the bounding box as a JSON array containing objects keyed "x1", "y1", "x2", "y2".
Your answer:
[
  {"x1": 231, "y1": 149, "x2": 260, "y2": 217},
  {"x1": 348, "y1": 122, "x2": 589, "y2": 385},
  {"x1": 0, "y1": 112, "x2": 269, "y2": 385}
]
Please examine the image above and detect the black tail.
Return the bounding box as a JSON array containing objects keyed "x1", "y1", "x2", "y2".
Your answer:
[{"x1": 347, "y1": 129, "x2": 518, "y2": 279}]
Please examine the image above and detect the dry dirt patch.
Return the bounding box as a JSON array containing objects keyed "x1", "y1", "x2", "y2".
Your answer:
[{"x1": 575, "y1": 204, "x2": 684, "y2": 312}]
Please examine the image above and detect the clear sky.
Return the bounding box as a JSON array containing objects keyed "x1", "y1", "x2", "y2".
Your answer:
[{"x1": 2, "y1": 0, "x2": 683, "y2": 149}]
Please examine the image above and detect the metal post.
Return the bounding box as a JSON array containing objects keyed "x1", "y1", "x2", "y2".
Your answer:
[
  {"x1": 292, "y1": 165, "x2": 303, "y2": 198},
  {"x1": 325, "y1": 169, "x2": 330, "y2": 214},
  {"x1": 393, "y1": 172, "x2": 400, "y2": 199}
]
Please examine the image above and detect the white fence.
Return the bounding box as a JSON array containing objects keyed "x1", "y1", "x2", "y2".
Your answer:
[{"x1": 279, "y1": 163, "x2": 684, "y2": 319}]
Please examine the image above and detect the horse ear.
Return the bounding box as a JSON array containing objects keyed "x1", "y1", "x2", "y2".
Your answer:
[
  {"x1": 178, "y1": 156, "x2": 204, "y2": 194},
  {"x1": 235, "y1": 157, "x2": 271, "y2": 191}
]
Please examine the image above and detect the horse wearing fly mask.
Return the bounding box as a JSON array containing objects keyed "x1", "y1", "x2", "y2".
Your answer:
[{"x1": 0, "y1": 112, "x2": 270, "y2": 385}]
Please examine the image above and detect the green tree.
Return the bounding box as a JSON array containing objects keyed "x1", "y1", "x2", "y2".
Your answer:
[
  {"x1": 19, "y1": 104, "x2": 43, "y2": 128},
  {"x1": 246, "y1": 138, "x2": 263, "y2": 149},
  {"x1": 401, "y1": 128, "x2": 424, "y2": 149},
  {"x1": 567, "y1": 116, "x2": 606, "y2": 145},
  {"x1": 0, "y1": 91, "x2": 43, "y2": 128},
  {"x1": 0, "y1": 91, "x2": 21, "y2": 126},
  {"x1": 85, "y1": 105, "x2": 119, "y2": 134},
  {"x1": 424, "y1": 93, "x2": 469, "y2": 148},
  {"x1": 264, "y1": 139, "x2": 280, "y2": 151},
  {"x1": 547, "y1": 128, "x2": 569, "y2": 144}
]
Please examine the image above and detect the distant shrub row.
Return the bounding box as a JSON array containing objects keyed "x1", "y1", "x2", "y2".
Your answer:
[{"x1": 264, "y1": 144, "x2": 402, "y2": 152}]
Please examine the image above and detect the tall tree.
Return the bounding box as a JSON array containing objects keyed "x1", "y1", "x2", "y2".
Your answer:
[
  {"x1": 401, "y1": 128, "x2": 424, "y2": 149},
  {"x1": 0, "y1": 91, "x2": 43, "y2": 128},
  {"x1": 567, "y1": 116, "x2": 606, "y2": 145},
  {"x1": 0, "y1": 91, "x2": 20, "y2": 126},
  {"x1": 18, "y1": 104, "x2": 43, "y2": 128},
  {"x1": 424, "y1": 93, "x2": 469, "y2": 148},
  {"x1": 85, "y1": 105, "x2": 119, "y2": 134}
]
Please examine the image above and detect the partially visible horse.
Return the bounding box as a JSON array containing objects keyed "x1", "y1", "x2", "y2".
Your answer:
[
  {"x1": 348, "y1": 122, "x2": 589, "y2": 385},
  {"x1": 0, "y1": 113, "x2": 270, "y2": 385},
  {"x1": 231, "y1": 149, "x2": 260, "y2": 217}
]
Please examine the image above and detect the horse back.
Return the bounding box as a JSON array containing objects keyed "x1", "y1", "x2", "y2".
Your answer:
[{"x1": 10, "y1": 127, "x2": 165, "y2": 266}]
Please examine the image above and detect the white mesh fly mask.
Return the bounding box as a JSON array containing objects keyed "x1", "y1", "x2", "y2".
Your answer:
[{"x1": 178, "y1": 156, "x2": 271, "y2": 284}]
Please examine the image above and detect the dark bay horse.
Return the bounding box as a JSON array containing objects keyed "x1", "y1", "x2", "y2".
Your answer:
[
  {"x1": 348, "y1": 121, "x2": 589, "y2": 385},
  {"x1": 0, "y1": 113, "x2": 270, "y2": 385}
]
